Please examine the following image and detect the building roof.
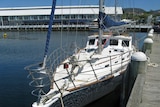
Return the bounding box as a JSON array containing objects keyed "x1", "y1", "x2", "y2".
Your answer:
[{"x1": 0, "y1": 5, "x2": 123, "y2": 16}]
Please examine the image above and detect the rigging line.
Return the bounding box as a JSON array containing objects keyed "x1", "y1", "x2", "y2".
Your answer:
[
  {"x1": 60, "y1": 0, "x2": 63, "y2": 48},
  {"x1": 66, "y1": 0, "x2": 72, "y2": 47},
  {"x1": 73, "y1": 0, "x2": 82, "y2": 52},
  {"x1": 75, "y1": 0, "x2": 82, "y2": 43},
  {"x1": 89, "y1": 0, "x2": 99, "y2": 21},
  {"x1": 44, "y1": 0, "x2": 57, "y2": 58}
]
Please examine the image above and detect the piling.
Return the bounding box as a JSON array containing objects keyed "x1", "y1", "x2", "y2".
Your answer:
[
  {"x1": 131, "y1": 52, "x2": 147, "y2": 74},
  {"x1": 142, "y1": 29, "x2": 154, "y2": 55},
  {"x1": 147, "y1": 33, "x2": 153, "y2": 39},
  {"x1": 148, "y1": 29, "x2": 154, "y2": 34},
  {"x1": 142, "y1": 38, "x2": 153, "y2": 54}
]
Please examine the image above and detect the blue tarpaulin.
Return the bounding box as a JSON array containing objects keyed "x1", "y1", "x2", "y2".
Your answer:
[{"x1": 98, "y1": 12, "x2": 126, "y2": 29}]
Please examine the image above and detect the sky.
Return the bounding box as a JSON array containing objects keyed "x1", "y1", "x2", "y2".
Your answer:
[{"x1": 0, "y1": 0, "x2": 159, "y2": 11}]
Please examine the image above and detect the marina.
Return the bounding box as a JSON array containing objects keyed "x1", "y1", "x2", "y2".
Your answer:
[
  {"x1": 0, "y1": 0, "x2": 159, "y2": 107},
  {"x1": 24, "y1": 0, "x2": 136, "y2": 107},
  {"x1": 0, "y1": 30, "x2": 157, "y2": 107}
]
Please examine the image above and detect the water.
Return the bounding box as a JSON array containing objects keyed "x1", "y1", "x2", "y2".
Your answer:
[{"x1": 0, "y1": 31, "x2": 147, "y2": 107}]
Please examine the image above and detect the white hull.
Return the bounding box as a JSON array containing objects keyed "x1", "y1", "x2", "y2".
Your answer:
[
  {"x1": 48, "y1": 73, "x2": 123, "y2": 107},
  {"x1": 26, "y1": 34, "x2": 133, "y2": 107}
]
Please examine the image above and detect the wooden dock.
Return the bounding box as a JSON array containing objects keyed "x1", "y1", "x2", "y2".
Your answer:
[{"x1": 127, "y1": 33, "x2": 160, "y2": 107}]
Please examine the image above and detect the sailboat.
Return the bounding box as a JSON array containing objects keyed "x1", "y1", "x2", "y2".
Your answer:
[{"x1": 25, "y1": 0, "x2": 134, "y2": 107}]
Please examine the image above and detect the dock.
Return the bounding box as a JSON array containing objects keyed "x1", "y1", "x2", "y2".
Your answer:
[
  {"x1": 0, "y1": 24, "x2": 89, "y2": 31},
  {"x1": 127, "y1": 33, "x2": 160, "y2": 107},
  {"x1": 0, "y1": 24, "x2": 152, "y2": 32},
  {"x1": 127, "y1": 24, "x2": 152, "y2": 32}
]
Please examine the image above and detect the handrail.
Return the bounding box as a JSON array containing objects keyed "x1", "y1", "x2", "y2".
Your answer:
[
  {"x1": 25, "y1": 46, "x2": 132, "y2": 98},
  {"x1": 52, "y1": 49, "x2": 131, "y2": 85},
  {"x1": 25, "y1": 46, "x2": 78, "y2": 97}
]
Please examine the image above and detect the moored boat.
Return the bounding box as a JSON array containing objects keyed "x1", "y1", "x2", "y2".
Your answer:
[{"x1": 25, "y1": 0, "x2": 135, "y2": 107}]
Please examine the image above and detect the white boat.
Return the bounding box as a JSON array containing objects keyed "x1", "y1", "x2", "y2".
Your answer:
[{"x1": 25, "y1": 0, "x2": 134, "y2": 107}]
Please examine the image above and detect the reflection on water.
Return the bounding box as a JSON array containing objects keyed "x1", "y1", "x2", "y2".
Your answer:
[{"x1": 0, "y1": 31, "x2": 146, "y2": 107}]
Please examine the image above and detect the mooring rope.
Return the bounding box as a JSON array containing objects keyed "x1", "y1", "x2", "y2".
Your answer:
[{"x1": 147, "y1": 57, "x2": 159, "y2": 67}]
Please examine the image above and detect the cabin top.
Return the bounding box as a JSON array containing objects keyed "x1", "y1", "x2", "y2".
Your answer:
[
  {"x1": 110, "y1": 35, "x2": 132, "y2": 40},
  {"x1": 85, "y1": 35, "x2": 132, "y2": 52},
  {"x1": 109, "y1": 35, "x2": 132, "y2": 51}
]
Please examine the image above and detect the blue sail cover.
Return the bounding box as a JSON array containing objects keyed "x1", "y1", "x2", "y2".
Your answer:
[{"x1": 99, "y1": 12, "x2": 126, "y2": 29}]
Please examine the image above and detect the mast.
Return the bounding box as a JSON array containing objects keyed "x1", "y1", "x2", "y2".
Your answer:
[
  {"x1": 38, "y1": 0, "x2": 57, "y2": 103},
  {"x1": 43, "y1": 0, "x2": 57, "y2": 67},
  {"x1": 115, "y1": 0, "x2": 117, "y2": 21},
  {"x1": 98, "y1": 0, "x2": 105, "y2": 54}
]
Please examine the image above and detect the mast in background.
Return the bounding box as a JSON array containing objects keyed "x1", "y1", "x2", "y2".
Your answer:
[{"x1": 114, "y1": 0, "x2": 117, "y2": 21}]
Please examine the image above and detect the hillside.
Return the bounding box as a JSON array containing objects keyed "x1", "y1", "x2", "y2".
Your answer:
[
  {"x1": 123, "y1": 8, "x2": 160, "y2": 14},
  {"x1": 123, "y1": 8, "x2": 146, "y2": 14}
]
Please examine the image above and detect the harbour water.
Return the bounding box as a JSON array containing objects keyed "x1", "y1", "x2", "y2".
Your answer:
[{"x1": 0, "y1": 31, "x2": 147, "y2": 107}]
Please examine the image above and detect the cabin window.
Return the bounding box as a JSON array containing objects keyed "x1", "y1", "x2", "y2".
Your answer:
[
  {"x1": 89, "y1": 39, "x2": 95, "y2": 45},
  {"x1": 122, "y1": 40, "x2": 129, "y2": 47},
  {"x1": 102, "y1": 39, "x2": 106, "y2": 45},
  {"x1": 110, "y1": 39, "x2": 118, "y2": 45}
]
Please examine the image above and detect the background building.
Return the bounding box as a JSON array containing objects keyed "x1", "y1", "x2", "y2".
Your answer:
[{"x1": 0, "y1": 5, "x2": 123, "y2": 30}]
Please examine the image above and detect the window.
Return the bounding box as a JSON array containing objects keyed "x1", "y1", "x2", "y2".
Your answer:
[
  {"x1": 45, "y1": 16, "x2": 50, "y2": 20},
  {"x1": 82, "y1": 15, "x2": 86, "y2": 19},
  {"x1": 110, "y1": 39, "x2": 118, "y2": 45},
  {"x1": 102, "y1": 39, "x2": 106, "y2": 45},
  {"x1": 17, "y1": 16, "x2": 23, "y2": 20},
  {"x1": 65, "y1": 15, "x2": 69, "y2": 19},
  {"x1": 71, "y1": 15, "x2": 75, "y2": 19},
  {"x1": 122, "y1": 40, "x2": 129, "y2": 47},
  {"x1": 31, "y1": 16, "x2": 37, "y2": 20},
  {"x1": 9, "y1": 16, "x2": 15, "y2": 21},
  {"x1": 88, "y1": 14, "x2": 94, "y2": 19},
  {"x1": 24, "y1": 16, "x2": 30, "y2": 20},
  {"x1": 55, "y1": 15, "x2": 60, "y2": 19},
  {"x1": 89, "y1": 39, "x2": 95, "y2": 45}
]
